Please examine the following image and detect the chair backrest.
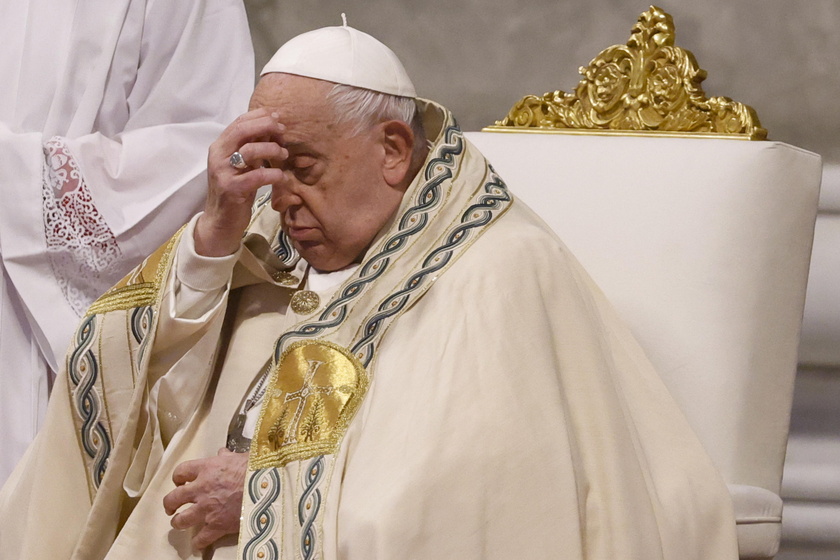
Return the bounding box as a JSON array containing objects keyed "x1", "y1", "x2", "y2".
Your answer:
[
  {"x1": 464, "y1": 7, "x2": 823, "y2": 558},
  {"x1": 468, "y1": 6, "x2": 821, "y2": 509},
  {"x1": 465, "y1": 131, "x2": 821, "y2": 494}
]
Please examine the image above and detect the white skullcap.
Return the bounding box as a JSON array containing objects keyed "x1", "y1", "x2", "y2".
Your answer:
[{"x1": 260, "y1": 25, "x2": 417, "y2": 98}]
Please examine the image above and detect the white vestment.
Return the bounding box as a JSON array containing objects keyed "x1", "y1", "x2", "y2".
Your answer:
[
  {"x1": 0, "y1": 0, "x2": 254, "y2": 483},
  {"x1": 0, "y1": 101, "x2": 738, "y2": 559}
]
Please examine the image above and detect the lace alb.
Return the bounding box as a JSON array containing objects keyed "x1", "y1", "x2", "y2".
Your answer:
[{"x1": 42, "y1": 136, "x2": 123, "y2": 316}]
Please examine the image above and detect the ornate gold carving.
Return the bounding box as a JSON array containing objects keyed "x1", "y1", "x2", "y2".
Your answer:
[
  {"x1": 489, "y1": 6, "x2": 766, "y2": 140},
  {"x1": 250, "y1": 340, "x2": 369, "y2": 469}
]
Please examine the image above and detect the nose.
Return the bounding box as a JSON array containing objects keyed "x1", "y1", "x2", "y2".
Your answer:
[{"x1": 270, "y1": 178, "x2": 304, "y2": 213}]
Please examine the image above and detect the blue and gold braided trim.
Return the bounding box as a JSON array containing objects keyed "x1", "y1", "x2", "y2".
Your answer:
[
  {"x1": 352, "y1": 167, "x2": 511, "y2": 366},
  {"x1": 297, "y1": 456, "x2": 325, "y2": 560},
  {"x1": 68, "y1": 227, "x2": 183, "y2": 496},
  {"x1": 67, "y1": 314, "x2": 111, "y2": 494},
  {"x1": 242, "y1": 468, "x2": 283, "y2": 560}
]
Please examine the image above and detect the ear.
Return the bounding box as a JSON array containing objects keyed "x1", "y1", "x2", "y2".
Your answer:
[{"x1": 380, "y1": 120, "x2": 415, "y2": 189}]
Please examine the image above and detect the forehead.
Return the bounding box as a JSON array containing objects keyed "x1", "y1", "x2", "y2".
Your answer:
[{"x1": 249, "y1": 73, "x2": 338, "y2": 131}]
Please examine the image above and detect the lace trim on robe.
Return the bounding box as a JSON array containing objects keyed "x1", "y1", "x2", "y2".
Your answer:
[{"x1": 42, "y1": 136, "x2": 123, "y2": 316}]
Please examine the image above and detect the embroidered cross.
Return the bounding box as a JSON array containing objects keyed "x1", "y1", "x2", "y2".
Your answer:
[
  {"x1": 249, "y1": 340, "x2": 369, "y2": 470},
  {"x1": 283, "y1": 360, "x2": 335, "y2": 445}
]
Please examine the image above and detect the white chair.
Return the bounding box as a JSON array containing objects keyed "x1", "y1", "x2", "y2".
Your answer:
[{"x1": 466, "y1": 7, "x2": 823, "y2": 558}]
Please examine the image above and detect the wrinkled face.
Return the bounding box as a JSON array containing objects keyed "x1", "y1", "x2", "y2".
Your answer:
[{"x1": 249, "y1": 74, "x2": 406, "y2": 272}]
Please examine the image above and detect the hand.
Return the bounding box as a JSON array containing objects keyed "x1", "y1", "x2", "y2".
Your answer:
[
  {"x1": 163, "y1": 447, "x2": 249, "y2": 551},
  {"x1": 195, "y1": 109, "x2": 290, "y2": 257}
]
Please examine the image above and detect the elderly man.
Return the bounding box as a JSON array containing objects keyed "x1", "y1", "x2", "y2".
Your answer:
[{"x1": 0, "y1": 25, "x2": 738, "y2": 559}]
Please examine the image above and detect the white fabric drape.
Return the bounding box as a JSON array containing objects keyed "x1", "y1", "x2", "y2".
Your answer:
[{"x1": 0, "y1": 0, "x2": 255, "y2": 483}]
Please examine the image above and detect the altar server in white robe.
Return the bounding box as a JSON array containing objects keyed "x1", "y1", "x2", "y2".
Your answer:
[
  {"x1": 0, "y1": 25, "x2": 739, "y2": 559},
  {"x1": 0, "y1": 0, "x2": 254, "y2": 483}
]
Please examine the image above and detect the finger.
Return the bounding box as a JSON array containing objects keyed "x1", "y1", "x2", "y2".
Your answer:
[
  {"x1": 195, "y1": 166, "x2": 288, "y2": 257},
  {"x1": 192, "y1": 525, "x2": 226, "y2": 552},
  {"x1": 207, "y1": 149, "x2": 288, "y2": 189},
  {"x1": 172, "y1": 458, "x2": 204, "y2": 486},
  {"x1": 213, "y1": 108, "x2": 285, "y2": 154},
  {"x1": 163, "y1": 483, "x2": 197, "y2": 516},
  {"x1": 213, "y1": 115, "x2": 285, "y2": 157},
  {"x1": 225, "y1": 108, "x2": 283, "y2": 135},
  {"x1": 209, "y1": 167, "x2": 288, "y2": 202},
  {"x1": 233, "y1": 107, "x2": 274, "y2": 124},
  {"x1": 217, "y1": 447, "x2": 232, "y2": 456},
  {"x1": 170, "y1": 502, "x2": 205, "y2": 531},
  {"x1": 209, "y1": 147, "x2": 288, "y2": 186},
  {"x1": 230, "y1": 141, "x2": 289, "y2": 170}
]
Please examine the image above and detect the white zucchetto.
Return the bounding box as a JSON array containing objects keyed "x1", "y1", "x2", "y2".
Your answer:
[{"x1": 261, "y1": 25, "x2": 417, "y2": 98}]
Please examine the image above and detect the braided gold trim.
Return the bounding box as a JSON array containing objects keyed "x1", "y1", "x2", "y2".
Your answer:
[{"x1": 85, "y1": 225, "x2": 185, "y2": 316}]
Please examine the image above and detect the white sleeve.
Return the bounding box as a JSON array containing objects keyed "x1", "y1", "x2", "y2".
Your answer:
[
  {"x1": 171, "y1": 215, "x2": 240, "y2": 320},
  {"x1": 123, "y1": 215, "x2": 240, "y2": 496},
  {"x1": 150, "y1": 213, "x2": 239, "y2": 360}
]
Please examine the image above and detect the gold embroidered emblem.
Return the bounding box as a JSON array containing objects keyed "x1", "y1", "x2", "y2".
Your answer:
[
  {"x1": 249, "y1": 340, "x2": 369, "y2": 469},
  {"x1": 271, "y1": 271, "x2": 300, "y2": 286},
  {"x1": 290, "y1": 290, "x2": 320, "y2": 314}
]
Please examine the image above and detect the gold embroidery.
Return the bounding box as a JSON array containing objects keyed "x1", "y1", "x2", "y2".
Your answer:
[
  {"x1": 290, "y1": 290, "x2": 320, "y2": 314},
  {"x1": 266, "y1": 406, "x2": 290, "y2": 450},
  {"x1": 249, "y1": 340, "x2": 369, "y2": 469},
  {"x1": 86, "y1": 226, "x2": 185, "y2": 316},
  {"x1": 271, "y1": 271, "x2": 300, "y2": 286},
  {"x1": 86, "y1": 284, "x2": 157, "y2": 316}
]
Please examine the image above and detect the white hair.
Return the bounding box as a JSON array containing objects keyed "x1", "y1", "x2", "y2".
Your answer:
[{"x1": 327, "y1": 84, "x2": 428, "y2": 165}]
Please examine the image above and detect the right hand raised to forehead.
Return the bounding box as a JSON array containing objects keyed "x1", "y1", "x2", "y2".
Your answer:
[{"x1": 194, "y1": 109, "x2": 289, "y2": 257}]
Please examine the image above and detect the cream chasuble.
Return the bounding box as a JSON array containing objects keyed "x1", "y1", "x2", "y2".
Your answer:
[{"x1": 0, "y1": 101, "x2": 738, "y2": 559}]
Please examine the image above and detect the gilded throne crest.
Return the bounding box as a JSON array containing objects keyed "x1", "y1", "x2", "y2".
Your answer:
[{"x1": 489, "y1": 5, "x2": 766, "y2": 140}]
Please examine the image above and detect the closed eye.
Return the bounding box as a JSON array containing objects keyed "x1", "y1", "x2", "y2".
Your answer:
[
  {"x1": 287, "y1": 155, "x2": 320, "y2": 183},
  {"x1": 292, "y1": 155, "x2": 316, "y2": 170}
]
